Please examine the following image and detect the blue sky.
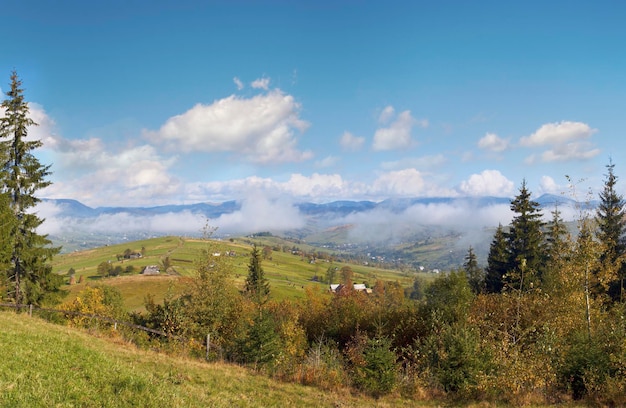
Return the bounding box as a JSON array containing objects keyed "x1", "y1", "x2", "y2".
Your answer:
[{"x1": 2, "y1": 0, "x2": 626, "y2": 212}]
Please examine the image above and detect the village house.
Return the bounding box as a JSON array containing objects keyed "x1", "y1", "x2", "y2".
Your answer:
[
  {"x1": 141, "y1": 265, "x2": 160, "y2": 275},
  {"x1": 329, "y1": 283, "x2": 373, "y2": 294}
]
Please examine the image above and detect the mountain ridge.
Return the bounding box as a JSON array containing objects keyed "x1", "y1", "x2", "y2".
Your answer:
[{"x1": 42, "y1": 193, "x2": 593, "y2": 220}]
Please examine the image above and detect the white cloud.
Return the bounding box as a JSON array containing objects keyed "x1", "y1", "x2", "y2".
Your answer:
[
  {"x1": 340, "y1": 131, "x2": 365, "y2": 151},
  {"x1": 378, "y1": 105, "x2": 395, "y2": 124},
  {"x1": 36, "y1": 207, "x2": 208, "y2": 236},
  {"x1": 520, "y1": 121, "x2": 599, "y2": 163},
  {"x1": 186, "y1": 173, "x2": 353, "y2": 203},
  {"x1": 284, "y1": 173, "x2": 351, "y2": 198},
  {"x1": 373, "y1": 110, "x2": 425, "y2": 151},
  {"x1": 478, "y1": 132, "x2": 509, "y2": 152},
  {"x1": 540, "y1": 142, "x2": 600, "y2": 162},
  {"x1": 41, "y1": 192, "x2": 302, "y2": 238},
  {"x1": 340, "y1": 201, "x2": 513, "y2": 245},
  {"x1": 233, "y1": 77, "x2": 244, "y2": 90},
  {"x1": 186, "y1": 170, "x2": 460, "y2": 203},
  {"x1": 370, "y1": 169, "x2": 456, "y2": 197},
  {"x1": 27, "y1": 103, "x2": 60, "y2": 148},
  {"x1": 251, "y1": 77, "x2": 270, "y2": 90},
  {"x1": 40, "y1": 138, "x2": 181, "y2": 207},
  {"x1": 144, "y1": 89, "x2": 312, "y2": 164},
  {"x1": 371, "y1": 169, "x2": 425, "y2": 195},
  {"x1": 459, "y1": 170, "x2": 514, "y2": 197},
  {"x1": 1, "y1": 102, "x2": 179, "y2": 207},
  {"x1": 520, "y1": 121, "x2": 596, "y2": 147},
  {"x1": 538, "y1": 175, "x2": 562, "y2": 195},
  {"x1": 214, "y1": 195, "x2": 304, "y2": 234}
]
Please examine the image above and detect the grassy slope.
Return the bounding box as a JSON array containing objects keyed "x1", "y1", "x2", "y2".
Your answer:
[
  {"x1": 51, "y1": 236, "x2": 421, "y2": 312},
  {"x1": 0, "y1": 312, "x2": 422, "y2": 408}
]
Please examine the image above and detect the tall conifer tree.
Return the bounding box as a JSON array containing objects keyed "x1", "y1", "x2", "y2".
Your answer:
[
  {"x1": 463, "y1": 246, "x2": 483, "y2": 294},
  {"x1": 485, "y1": 224, "x2": 508, "y2": 293},
  {"x1": 505, "y1": 180, "x2": 545, "y2": 291},
  {"x1": 0, "y1": 71, "x2": 61, "y2": 305},
  {"x1": 543, "y1": 206, "x2": 569, "y2": 292},
  {"x1": 595, "y1": 160, "x2": 626, "y2": 301},
  {"x1": 244, "y1": 244, "x2": 270, "y2": 306}
]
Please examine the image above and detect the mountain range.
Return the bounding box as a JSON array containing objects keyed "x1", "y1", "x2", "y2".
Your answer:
[
  {"x1": 45, "y1": 193, "x2": 587, "y2": 221},
  {"x1": 41, "y1": 193, "x2": 595, "y2": 266}
]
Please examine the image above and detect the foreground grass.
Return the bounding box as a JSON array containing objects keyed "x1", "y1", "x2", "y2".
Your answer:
[{"x1": 0, "y1": 312, "x2": 423, "y2": 408}]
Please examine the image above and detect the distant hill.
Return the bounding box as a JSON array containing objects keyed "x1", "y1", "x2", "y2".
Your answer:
[
  {"x1": 42, "y1": 194, "x2": 595, "y2": 269},
  {"x1": 44, "y1": 194, "x2": 585, "y2": 221}
]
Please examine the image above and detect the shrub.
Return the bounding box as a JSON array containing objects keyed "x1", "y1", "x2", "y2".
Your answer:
[
  {"x1": 301, "y1": 338, "x2": 347, "y2": 390},
  {"x1": 423, "y1": 323, "x2": 492, "y2": 399},
  {"x1": 232, "y1": 310, "x2": 281, "y2": 369},
  {"x1": 558, "y1": 330, "x2": 611, "y2": 400},
  {"x1": 347, "y1": 333, "x2": 398, "y2": 397}
]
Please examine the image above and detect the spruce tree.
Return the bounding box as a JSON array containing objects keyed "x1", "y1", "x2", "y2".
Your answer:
[
  {"x1": 244, "y1": 244, "x2": 270, "y2": 306},
  {"x1": 544, "y1": 207, "x2": 569, "y2": 293},
  {"x1": 485, "y1": 224, "x2": 508, "y2": 293},
  {"x1": 595, "y1": 161, "x2": 626, "y2": 301},
  {"x1": 0, "y1": 71, "x2": 61, "y2": 305},
  {"x1": 463, "y1": 246, "x2": 483, "y2": 294},
  {"x1": 505, "y1": 180, "x2": 545, "y2": 291}
]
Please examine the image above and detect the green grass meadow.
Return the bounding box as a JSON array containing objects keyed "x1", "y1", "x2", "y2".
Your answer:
[
  {"x1": 51, "y1": 236, "x2": 419, "y2": 312},
  {"x1": 0, "y1": 312, "x2": 424, "y2": 408}
]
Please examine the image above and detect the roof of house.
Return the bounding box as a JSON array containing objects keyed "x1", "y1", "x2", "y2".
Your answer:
[{"x1": 141, "y1": 265, "x2": 160, "y2": 275}]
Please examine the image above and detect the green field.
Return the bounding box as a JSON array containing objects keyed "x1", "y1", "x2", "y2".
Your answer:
[
  {"x1": 0, "y1": 312, "x2": 426, "y2": 408},
  {"x1": 51, "y1": 236, "x2": 422, "y2": 312}
]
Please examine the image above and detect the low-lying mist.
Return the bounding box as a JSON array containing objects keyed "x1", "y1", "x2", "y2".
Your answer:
[{"x1": 34, "y1": 195, "x2": 584, "y2": 253}]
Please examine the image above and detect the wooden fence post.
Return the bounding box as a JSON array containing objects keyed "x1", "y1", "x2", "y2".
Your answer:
[
  {"x1": 206, "y1": 333, "x2": 210, "y2": 360},
  {"x1": 29, "y1": 304, "x2": 33, "y2": 317}
]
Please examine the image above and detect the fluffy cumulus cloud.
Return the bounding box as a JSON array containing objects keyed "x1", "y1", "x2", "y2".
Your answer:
[
  {"x1": 372, "y1": 106, "x2": 427, "y2": 151},
  {"x1": 538, "y1": 175, "x2": 562, "y2": 195},
  {"x1": 459, "y1": 170, "x2": 514, "y2": 197},
  {"x1": 371, "y1": 169, "x2": 425, "y2": 195},
  {"x1": 520, "y1": 121, "x2": 600, "y2": 162},
  {"x1": 370, "y1": 169, "x2": 456, "y2": 197},
  {"x1": 144, "y1": 89, "x2": 312, "y2": 164},
  {"x1": 40, "y1": 136, "x2": 180, "y2": 207},
  {"x1": 339, "y1": 131, "x2": 365, "y2": 151},
  {"x1": 284, "y1": 173, "x2": 351, "y2": 198},
  {"x1": 478, "y1": 132, "x2": 509, "y2": 152}
]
